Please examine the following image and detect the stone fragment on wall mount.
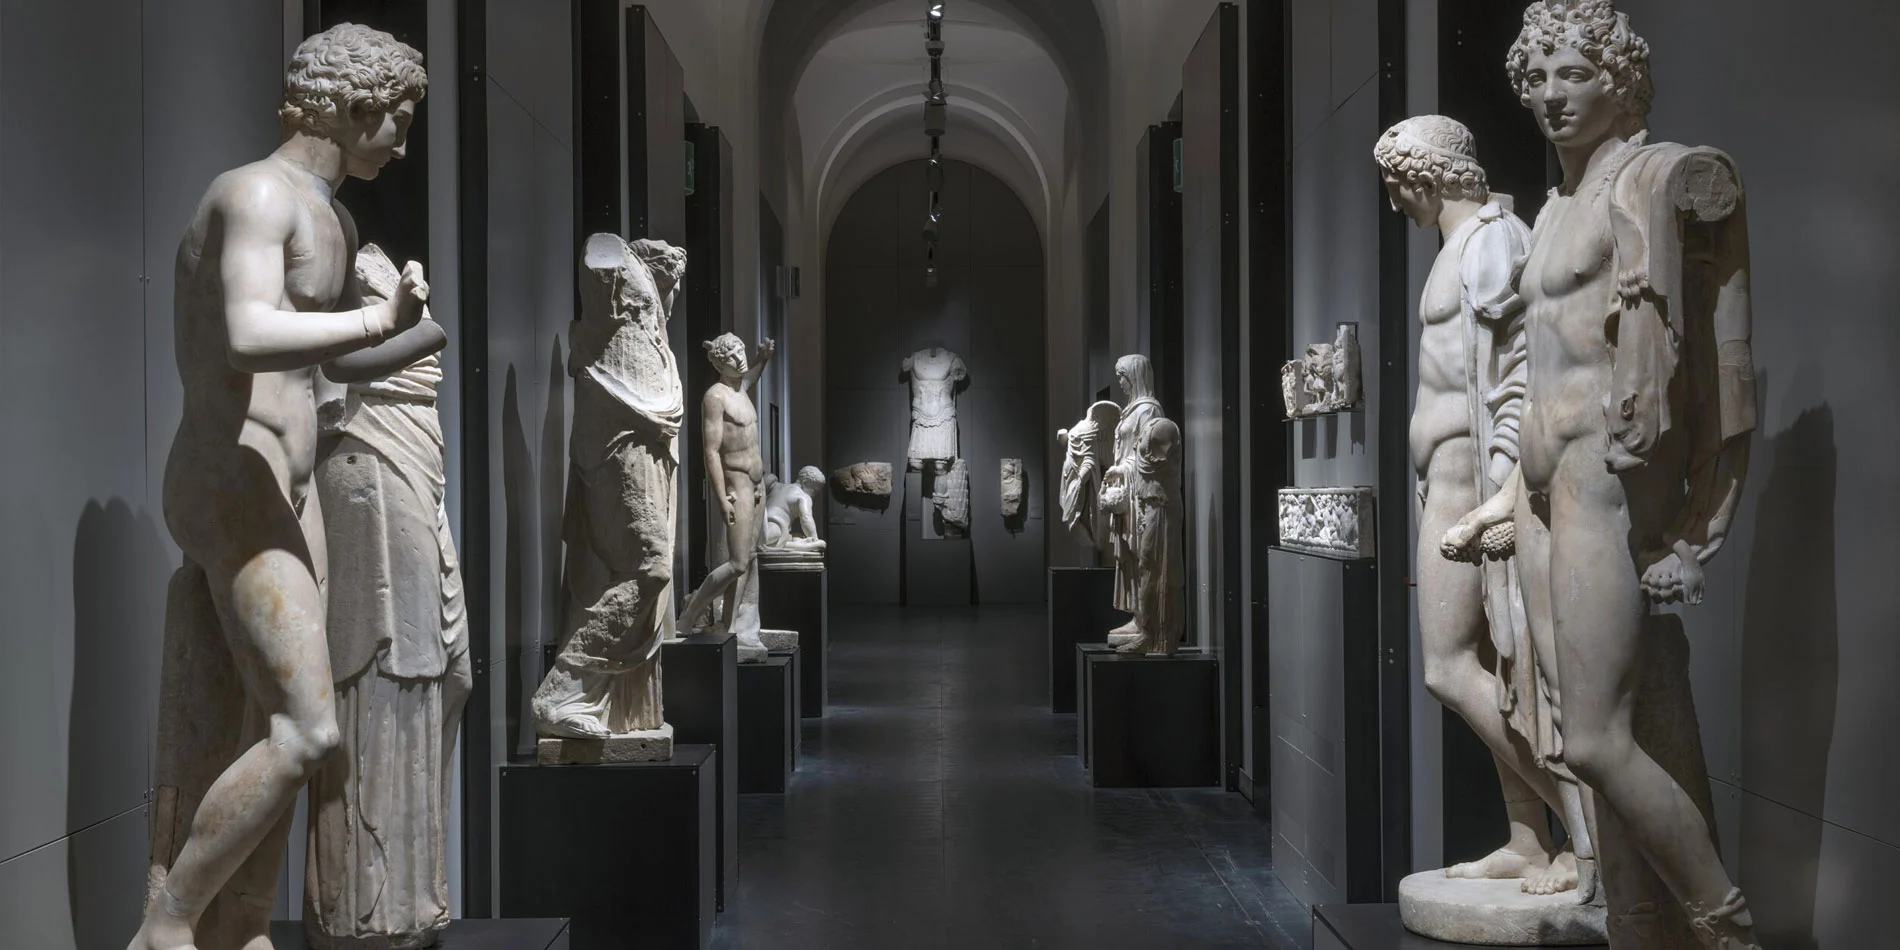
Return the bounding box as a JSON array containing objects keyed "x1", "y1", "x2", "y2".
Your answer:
[
  {"x1": 832, "y1": 461, "x2": 893, "y2": 500},
  {"x1": 932, "y1": 458, "x2": 971, "y2": 536},
  {"x1": 1000, "y1": 458, "x2": 1025, "y2": 519},
  {"x1": 1281, "y1": 323, "x2": 1362, "y2": 418},
  {"x1": 1277, "y1": 487, "x2": 1376, "y2": 559}
]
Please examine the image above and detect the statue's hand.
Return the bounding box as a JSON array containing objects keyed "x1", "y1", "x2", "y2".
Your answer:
[
  {"x1": 372, "y1": 260, "x2": 431, "y2": 338},
  {"x1": 755, "y1": 338, "x2": 777, "y2": 363},
  {"x1": 723, "y1": 491, "x2": 739, "y2": 525},
  {"x1": 1440, "y1": 521, "x2": 1482, "y2": 563},
  {"x1": 1641, "y1": 541, "x2": 1706, "y2": 606}
]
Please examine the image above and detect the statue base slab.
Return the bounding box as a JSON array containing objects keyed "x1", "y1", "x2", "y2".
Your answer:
[
  {"x1": 759, "y1": 550, "x2": 825, "y2": 572},
  {"x1": 759, "y1": 628, "x2": 800, "y2": 651},
  {"x1": 537, "y1": 723, "x2": 675, "y2": 765},
  {"x1": 1399, "y1": 871, "x2": 1607, "y2": 946}
]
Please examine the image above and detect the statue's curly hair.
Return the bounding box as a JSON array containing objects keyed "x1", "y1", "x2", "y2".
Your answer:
[
  {"x1": 703, "y1": 332, "x2": 748, "y2": 367},
  {"x1": 1373, "y1": 115, "x2": 1488, "y2": 202},
  {"x1": 281, "y1": 23, "x2": 427, "y2": 134},
  {"x1": 1506, "y1": 0, "x2": 1651, "y2": 121}
]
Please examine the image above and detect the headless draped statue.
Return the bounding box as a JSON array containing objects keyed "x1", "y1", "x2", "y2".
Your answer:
[{"x1": 531, "y1": 234, "x2": 688, "y2": 757}]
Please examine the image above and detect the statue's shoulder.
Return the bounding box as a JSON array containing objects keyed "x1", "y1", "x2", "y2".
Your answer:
[
  {"x1": 201, "y1": 159, "x2": 304, "y2": 232},
  {"x1": 1613, "y1": 141, "x2": 1744, "y2": 225}
]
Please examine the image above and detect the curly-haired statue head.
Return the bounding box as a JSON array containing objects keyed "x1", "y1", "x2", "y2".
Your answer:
[
  {"x1": 703, "y1": 332, "x2": 750, "y2": 376},
  {"x1": 1507, "y1": 0, "x2": 1651, "y2": 148},
  {"x1": 281, "y1": 24, "x2": 427, "y2": 180},
  {"x1": 1374, "y1": 115, "x2": 1489, "y2": 228}
]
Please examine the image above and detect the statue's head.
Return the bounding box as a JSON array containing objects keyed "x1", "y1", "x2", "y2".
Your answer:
[
  {"x1": 703, "y1": 333, "x2": 748, "y2": 376},
  {"x1": 281, "y1": 24, "x2": 427, "y2": 181},
  {"x1": 1507, "y1": 1, "x2": 1651, "y2": 149},
  {"x1": 1114, "y1": 354, "x2": 1155, "y2": 400},
  {"x1": 630, "y1": 239, "x2": 687, "y2": 312},
  {"x1": 1374, "y1": 116, "x2": 1487, "y2": 227},
  {"x1": 796, "y1": 466, "x2": 826, "y2": 494}
]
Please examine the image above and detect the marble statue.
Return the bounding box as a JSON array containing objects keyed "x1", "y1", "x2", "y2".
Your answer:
[
  {"x1": 679, "y1": 332, "x2": 778, "y2": 662},
  {"x1": 529, "y1": 233, "x2": 688, "y2": 763},
  {"x1": 1445, "y1": 4, "x2": 1761, "y2": 946},
  {"x1": 1377, "y1": 114, "x2": 1605, "y2": 945},
  {"x1": 1281, "y1": 324, "x2": 1363, "y2": 417},
  {"x1": 1058, "y1": 401, "x2": 1122, "y2": 555},
  {"x1": 309, "y1": 245, "x2": 468, "y2": 949},
  {"x1": 1101, "y1": 355, "x2": 1184, "y2": 655},
  {"x1": 138, "y1": 24, "x2": 430, "y2": 950},
  {"x1": 1277, "y1": 488, "x2": 1377, "y2": 561},
  {"x1": 902, "y1": 346, "x2": 967, "y2": 468},
  {"x1": 761, "y1": 465, "x2": 827, "y2": 568},
  {"x1": 833, "y1": 461, "x2": 893, "y2": 500},
  {"x1": 1000, "y1": 458, "x2": 1025, "y2": 519},
  {"x1": 931, "y1": 457, "x2": 972, "y2": 536}
]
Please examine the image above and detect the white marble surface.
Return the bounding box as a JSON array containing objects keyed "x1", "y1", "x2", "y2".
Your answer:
[
  {"x1": 537, "y1": 724, "x2": 675, "y2": 765},
  {"x1": 1399, "y1": 872, "x2": 1607, "y2": 946},
  {"x1": 1102, "y1": 356, "x2": 1184, "y2": 656},
  {"x1": 903, "y1": 346, "x2": 967, "y2": 467},
  {"x1": 1278, "y1": 487, "x2": 1375, "y2": 560},
  {"x1": 833, "y1": 461, "x2": 893, "y2": 499}
]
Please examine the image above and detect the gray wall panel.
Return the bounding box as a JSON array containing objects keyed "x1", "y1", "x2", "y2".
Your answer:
[
  {"x1": 824, "y1": 161, "x2": 1046, "y2": 605},
  {"x1": 0, "y1": 807, "x2": 147, "y2": 950},
  {"x1": 0, "y1": 0, "x2": 162, "y2": 874}
]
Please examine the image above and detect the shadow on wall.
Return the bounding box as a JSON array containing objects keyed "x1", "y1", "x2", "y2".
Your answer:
[
  {"x1": 1739, "y1": 402, "x2": 1837, "y2": 949},
  {"x1": 68, "y1": 498, "x2": 169, "y2": 948},
  {"x1": 503, "y1": 366, "x2": 531, "y2": 760},
  {"x1": 539, "y1": 339, "x2": 568, "y2": 713}
]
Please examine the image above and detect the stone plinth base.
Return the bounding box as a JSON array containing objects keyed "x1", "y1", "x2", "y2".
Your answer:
[
  {"x1": 1399, "y1": 872, "x2": 1607, "y2": 946},
  {"x1": 758, "y1": 551, "x2": 824, "y2": 572},
  {"x1": 760, "y1": 628, "x2": 800, "y2": 651},
  {"x1": 537, "y1": 723, "x2": 674, "y2": 765}
]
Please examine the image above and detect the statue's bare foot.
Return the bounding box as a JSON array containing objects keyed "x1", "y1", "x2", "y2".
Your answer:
[
  {"x1": 127, "y1": 909, "x2": 197, "y2": 950},
  {"x1": 1522, "y1": 849, "x2": 1579, "y2": 896},
  {"x1": 1106, "y1": 619, "x2": 1141, "y2": 646},
  {"x1": 1446, "y1": 846, "x2": 1546, "y2": 881},
  {"x1": 1113, "y1": 634, "x2": 1153, "y2": 655}
]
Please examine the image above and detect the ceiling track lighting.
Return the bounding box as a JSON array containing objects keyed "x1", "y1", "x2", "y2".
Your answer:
[{"x1": 922, "y1": 1, "x2": 947, "y2": 287}]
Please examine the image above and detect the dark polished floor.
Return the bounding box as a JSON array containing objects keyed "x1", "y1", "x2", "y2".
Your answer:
[{"x1": 709, "y1": 604, "x2": 1310, "y2": 949}]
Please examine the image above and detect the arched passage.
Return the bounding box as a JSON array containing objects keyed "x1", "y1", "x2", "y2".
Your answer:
[{"x1": 822, "y1": 160, "x2": 1046, "y2": 606}]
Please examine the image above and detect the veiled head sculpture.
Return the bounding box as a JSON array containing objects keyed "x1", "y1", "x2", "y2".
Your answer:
[
  {"x1": 1507, "y1": 0, "x2": 1651, "y2": 147},
  {"x1": 281, "y1": 23, "x2": 427, "y2": 181},
  {"x1": 1114, "y1": 353, "x2": 1155, "y2": 400},
  {"x1": 1373, "y1": 115, "x2": 1489, "y2": 227}
]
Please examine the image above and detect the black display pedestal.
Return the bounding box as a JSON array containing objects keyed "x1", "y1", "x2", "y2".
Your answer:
[
  {"x1": 661, "y1": 632, "x2": 738, "y2": 910},
  {"x1": 1074, "y1": 643, "x2": 1117, "y2": 765},
  {"x1": 270, "y1": 919, "x2": 571, "y2": 949},
  {"x1": 760, "y1": 565, "x2": 827, "y2": 717},
  {"x1": 1084, "y1": 651, "x2": 1220, "y2": 787},
  {"x1": 499, "y1": 747, "x2": 716, "y2": 949},
  {"x1": 768, "y1": 646, "x2": 802, "y2": 761},
  {"x1": 738, "y1": 655, "x2": 795, "y2": 792},
  {"x1": 1312, "y1": 903, "x2": 1598, "y2": 950},
  {"x1": 1048, "y1": 567, "x2": 1128, "y2": 712}
]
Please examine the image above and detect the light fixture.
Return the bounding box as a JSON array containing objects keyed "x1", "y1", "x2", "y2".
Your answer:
[{"x1": 923, "y1": 1, "x2": 947, "y2": 287}]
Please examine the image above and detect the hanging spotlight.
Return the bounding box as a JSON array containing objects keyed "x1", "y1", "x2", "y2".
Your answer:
[
  {"x1": 923, "y1": 1, "x2": 947, "y2": 288},
  {"x1": 926, "y1": 153, "x2": 945, "y2": 190},
  {"x1": 923, "y1": 206, "x2": 942, "y2": 243},
  {"x1": 923, "y1": 81, "x2": 947, "y2": 137}
]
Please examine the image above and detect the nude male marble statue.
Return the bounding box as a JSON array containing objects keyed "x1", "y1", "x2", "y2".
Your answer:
[
  {"x1": 138, "y1": 24, "x2": 430, "y2": 950},
  {"x1": 530, "y1": 234, "x2": 688, "y2": 757},
  {"x1": 1378, "y1": 114, "x2": 1594, "y2": 897},
  {"x1": 762, "y1": 466, "x2": 828, "y2": 556},
  {"x1": 1100, "y1": 355, "x2": 1184, "y2": 656},
  {"x1": 679, "y1": 332, "x2": 777, "y2": 661},
  {"x1": 1445, "y1": 4, "x2": 1760, "y2": 946}
]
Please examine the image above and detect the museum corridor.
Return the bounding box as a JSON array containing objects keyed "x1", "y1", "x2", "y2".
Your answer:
[{"x1": 708, "y1": 605, "x2": 1306, "y2": 949}]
